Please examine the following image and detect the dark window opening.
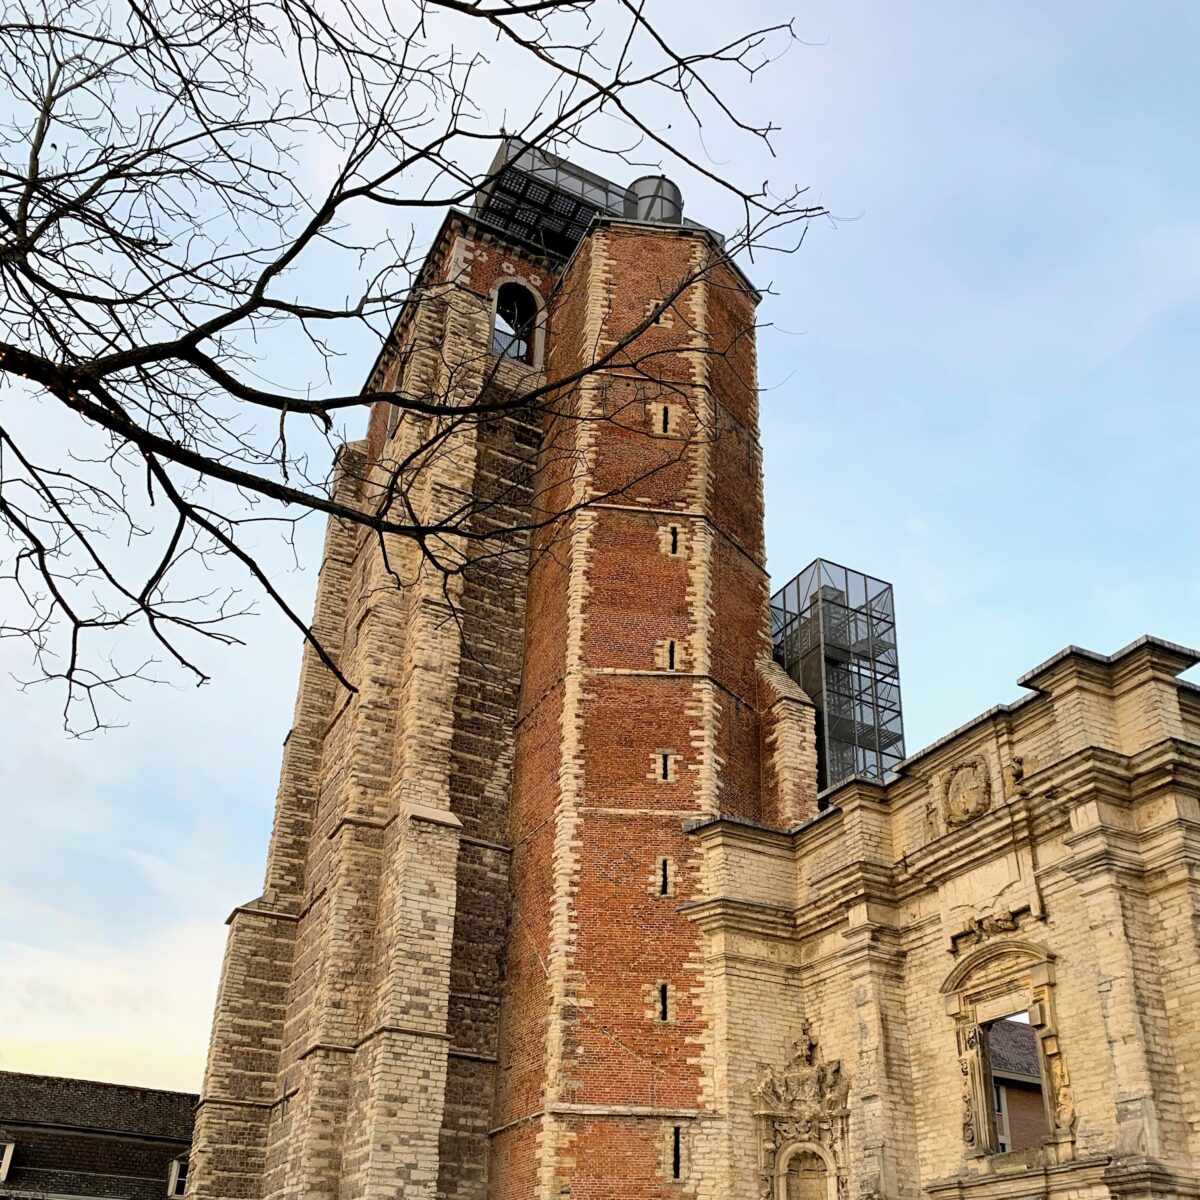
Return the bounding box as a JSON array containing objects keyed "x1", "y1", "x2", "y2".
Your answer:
[
  {"x1": 672, "y1": 1126, "x2": 682, "y2": 1178},
  {"x1": 669, "y1": 526, "x2": 679, "y2": 554},
  {"x1": 659, "y1": 983, "x2": 669, "y2": 1021},
  {"x1": 660, "y1": 858, "x2": 670, "y2": 895},
  {"x1": 660, "y1": 753, "x2": 670, "y2": 780},
  {"x1": 984, "y1": 1012, "x2": 1049, "y2": 1153},
  {"x1": 168, "y1": 1157, "x2": 189, "y2": 1197},
  {"x1": 661, "y1": 405, "x2": 671, "y2": 433},
  {"x1": 667, "y1": 641, "x2": 676, "y2": 670},
  {"x1": 492, "y1": 283, "x2": 538, "y2": 363}
]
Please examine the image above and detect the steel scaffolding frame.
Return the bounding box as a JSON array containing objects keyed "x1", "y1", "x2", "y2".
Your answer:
[{"x1": 771, "y1": 558, "x2": 906, "y2": 791}]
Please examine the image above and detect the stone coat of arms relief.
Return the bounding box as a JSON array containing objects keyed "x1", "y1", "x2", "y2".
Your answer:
[
  {"x1": 943, "y1": 757, "x2": 992, "y2": 827},
  {"x1": 753, "y1": 1022, "x2": 850, "y2": 1200}
]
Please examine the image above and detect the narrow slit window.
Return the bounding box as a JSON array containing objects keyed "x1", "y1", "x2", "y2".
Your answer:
[
  {"x1": 672, "y1": 1126, "x2": 682, "y2": 1179},
  {"x1": 661, "y1": 404, "x2": 671, "y2": 433},
  {"x1": 661, "y1": 753, "x2": 670, "y2": 780},
  {"x1": 659, "y1": 983, "x2": 669, "y2": 1021},
  {"x1": 667, "y1": 641, "x2": 676, "y2": 670},
  {"x1": 669, "y1": 526, "x2": 679, "y2": 554},
  {"x1": 660, "y1": 858, "x2": 670, "y2": 895}
]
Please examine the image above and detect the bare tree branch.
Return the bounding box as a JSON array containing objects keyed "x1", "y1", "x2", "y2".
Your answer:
[{"x1": 0, "y1": 0, "x2": 824, "y2": 731}]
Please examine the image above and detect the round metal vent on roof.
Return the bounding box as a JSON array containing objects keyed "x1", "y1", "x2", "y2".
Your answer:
[{"x1": 624, "y1": 175, "x2": 683, "y2": 224}]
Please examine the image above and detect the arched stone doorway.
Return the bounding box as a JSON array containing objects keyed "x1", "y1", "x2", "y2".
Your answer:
[{"x1": 775, "y1": 1143, "x2": 836, "y2": 1200}]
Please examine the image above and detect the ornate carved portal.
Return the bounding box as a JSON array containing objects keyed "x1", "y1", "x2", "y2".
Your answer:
[
  {"x1": 753, "y1": 1022, "x2": 850, "y2": 1200},
  {"x1": 942, "y1": 943, "x2": 1076, "y2": 1164}
]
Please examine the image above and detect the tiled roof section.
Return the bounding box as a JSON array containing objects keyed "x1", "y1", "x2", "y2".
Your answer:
[
  {"x1": 989, "y1": 1019, "x2": 1041, "y2": 1079},
  {"x1": 0, "y1": 1071, "x2": 196, "y2": 1140}
]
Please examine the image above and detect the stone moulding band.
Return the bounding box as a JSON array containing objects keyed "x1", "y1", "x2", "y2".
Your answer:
[
  {"x1": 297, "y1": 1042, "x2": 354, "y2": 1059},
  {"x1": 459, "y1": 833, "x2": 512, "y2": 854},
  {"x1": 224, "y1": 903, "x2": 300, "y2": 926},
  {"x1": 405, "y1": 802, "x2": 464, "y2": 830},
  {"x1": 354, "y1": 1023, "x2": 453, "y2": 1048},
  {"x1": 326, "y1": 815, "x2": 389, "y2": 840},
  {"x1": 488, "y1": 1103, "x2": 703, "y2": 1138},
  {"x1": 194, "y1": 1097, "x2": 273, "y2": 1112}
]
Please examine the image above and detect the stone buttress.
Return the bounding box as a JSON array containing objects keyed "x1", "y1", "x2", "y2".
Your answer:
[{"x1": 190, "y1": 216, "x2": 556, "y2": 1200}]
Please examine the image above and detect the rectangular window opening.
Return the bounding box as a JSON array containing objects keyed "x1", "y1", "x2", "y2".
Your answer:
[
  {"x1": 983, "y1": 1010, "x2": 1048, "y2": 1154},
  {"x1": 167, "y1": 1157, "x2": 189, "y2": 1197},
  {"x1": 659, "y1": 983, "x2": 669, "y2": 1021},
  {"x1": 660, "y1": 857, "x2": 670, "y2": 895},
  {"x1": 669, "y1": 526, "x2": 679, "y2": 554},
  {"x1": 660, "y1": 753, "x2": 670, "y2": 780},
  {"x1": 661, "y1": 405, "x2": 671, "y2": 434},
  {"x1": 667, "y1": 640, "x2": 676, "y2": 670},
  {"x1": 672, "y1": 1125, "x2": 682, "y2": 1179}
]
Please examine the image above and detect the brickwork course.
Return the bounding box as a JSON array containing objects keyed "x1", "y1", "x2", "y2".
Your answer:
[
  {"x1": 0, "y1": 1070, "x2": 195, "y2": 1199},
  {"x1": 189, "y1": 152, "x2": 1200, "y2": 1200}
]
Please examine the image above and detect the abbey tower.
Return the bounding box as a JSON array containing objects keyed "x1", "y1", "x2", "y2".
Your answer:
[{"x1": 189, "y1": 142, "x2": 1200, "y2": 1200}]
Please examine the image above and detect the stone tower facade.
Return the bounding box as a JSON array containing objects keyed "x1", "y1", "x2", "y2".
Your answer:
[{"x1": 190, "y1": 145, "x2": 1200, "y2": 1200}]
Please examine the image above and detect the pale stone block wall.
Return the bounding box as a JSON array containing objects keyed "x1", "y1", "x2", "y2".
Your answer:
[{"x1": 688, "y1": 638, "x2": 1200, "y2": 1200}]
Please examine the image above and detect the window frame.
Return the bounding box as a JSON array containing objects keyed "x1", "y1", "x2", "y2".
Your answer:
[
  {"x1": 941, "y1": 941, "x2": 1075, "y2": 1164},
  {"x1": 489, "y1": 280, "x2": 542, "y2": 367},
  {"x1": 168, "y1": 1153, "x2": 189, "y2": 1197}
]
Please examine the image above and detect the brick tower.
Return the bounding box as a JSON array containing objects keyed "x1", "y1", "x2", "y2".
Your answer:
[
  {"x1": 188, "y1": 141, "x2": 818, "y2": 1200},
  {"x1": 190, "y1": 139, "x2": 1200, "y2": 1200},
  {"x1": 486, "y1": 179, "x2": 820, "y2": 1198}
]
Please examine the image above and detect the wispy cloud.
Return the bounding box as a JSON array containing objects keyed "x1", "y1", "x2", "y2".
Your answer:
[{"x1": 0, "y1": 922, "x2": 225, "y2": 1090}]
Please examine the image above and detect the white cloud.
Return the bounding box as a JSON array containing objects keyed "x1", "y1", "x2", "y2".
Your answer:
[{"x1": 0, "y1": 922, "x2": 226, "y2": 1092}]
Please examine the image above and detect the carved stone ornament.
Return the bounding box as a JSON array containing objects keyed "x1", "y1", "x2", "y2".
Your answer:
[
  {"x1": 1049, "y1": 1054, "x2": 1075, "y2": 1129},
  {"x1": 753, "y1": 1021, "x2": 849, "y2": 1200},
  {"x1": 951, "y1": 907, "x2": 1025, "y2": 952},
  {"x1": 1001, "y1": 755, "x2": 1025, "y2": 800},
  {"x1": 959, "y1": 1030, "x2": 978, "y2": 1147},
  {"x1": 944, "y1": 757, "x2": 992, "y2": 827}
]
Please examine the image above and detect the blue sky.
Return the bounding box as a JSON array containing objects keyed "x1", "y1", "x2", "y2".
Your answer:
[{"x1": 2, "y1": 1, "x2": 1198, "y2": 1089}]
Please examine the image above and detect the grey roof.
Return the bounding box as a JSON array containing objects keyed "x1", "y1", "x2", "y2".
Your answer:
[
  {"x1": 989, "y1": 1019, "x2": 1041, "y2": 1079},
  {"x1": 0, "y1": 1070, "x2": 196, "y2": 1141}
]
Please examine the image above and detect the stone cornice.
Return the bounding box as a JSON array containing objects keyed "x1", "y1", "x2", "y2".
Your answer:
[
  {"x1": 1016, "y1": 635, "x2": 1199, "y2": 691},
  {"x1": 898, "y1": 796, "x2": 1038, "y2": 889},
  {"x1": 818, "y1": 638, "x2": 1200, "y2": 807},
  {"x1": 679, "y1": 895, "x2": 796, "y2": 939},
  {"x1": 924, "y1": 1154, "x2": 1111, "y2": 1200},
  {"x1": 224, "y1": 897, "x2": 300, "y2": 927}
]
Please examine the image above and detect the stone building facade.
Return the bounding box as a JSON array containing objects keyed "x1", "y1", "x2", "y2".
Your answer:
[{"x1": 189, "y1": 144, "x2": 1200, "y2": 1200}]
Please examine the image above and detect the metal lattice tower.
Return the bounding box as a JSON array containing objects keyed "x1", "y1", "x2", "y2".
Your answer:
[{"x1": 771, "y1": 558, "x2": 906, "y2": 791}]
